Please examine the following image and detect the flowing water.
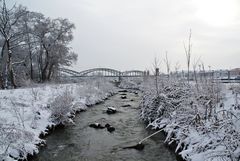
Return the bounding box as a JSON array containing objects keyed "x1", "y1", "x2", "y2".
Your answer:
[{"x1": 33, "y1": 90, "x2": 180, "y2": 161}]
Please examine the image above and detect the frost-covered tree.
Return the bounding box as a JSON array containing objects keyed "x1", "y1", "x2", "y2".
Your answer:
[
  {"x1": 0, "y1": 0, "x2": 27, "y2": 88},
  {"x1": 32, "y1": 17, "x2": 77, "y2": 82},
  {"x1": 0, "y1": 1, "x2": 77, "y2": 87}
]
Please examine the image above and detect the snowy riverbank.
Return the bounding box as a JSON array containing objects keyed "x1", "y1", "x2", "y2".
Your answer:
[
  {"x1": 140, "y1": 79, "x2": 240, "y2": 161},
  {"x1": 0, "y1": 81, "x2": 116, "y2": 161}
]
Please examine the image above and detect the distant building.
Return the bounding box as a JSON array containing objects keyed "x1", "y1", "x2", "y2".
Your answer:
[{"x1": 230, "y1": 68, "x2": 240, "y2": 76}]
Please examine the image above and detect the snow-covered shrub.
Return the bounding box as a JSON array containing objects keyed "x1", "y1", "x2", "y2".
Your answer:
[
  {"x1": 50, "y1": 89, "x2": 74, "y2": 125},
  {"x1": 141, "y1": 81, "x2": 191, "y2": 125},
  {"x1": 76, "y1": 79, "x2": 116, "y2": 106},
  {"x1": 140, "y1": 77, "x2": 240, "y2": 161},
  {"x1": 30, "y1": 87, "x2": 39, "y2": 101},
  {"x1": 0, "y1": 124, "x2": 35, "y2": 160},
  {"x1": 0, "y1": 102, "x2": 36, "y2": 160},
  {"x1": 119, "y1": 77, "x2": 143, "y2": 89},
  {"x1": 230, "y1": 84, "x2": 240, "y2": 110}
]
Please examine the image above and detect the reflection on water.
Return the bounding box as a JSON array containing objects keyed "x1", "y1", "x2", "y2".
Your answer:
[{"x1": 33, "y1": 91, "x2": 180, "y2": 161}]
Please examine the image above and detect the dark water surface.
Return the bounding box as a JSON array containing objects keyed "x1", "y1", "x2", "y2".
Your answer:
[{"x1": 33, "y1": 91, "x2": 179, "y2": 161}]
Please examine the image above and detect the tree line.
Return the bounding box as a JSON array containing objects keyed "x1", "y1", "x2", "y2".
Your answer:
[{"x1": 0, "y1": 0, "x2": 77, "y2": 89}]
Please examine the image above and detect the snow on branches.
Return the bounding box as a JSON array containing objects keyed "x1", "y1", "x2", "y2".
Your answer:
[{"x1": 140, "y1": 79, "x2": 240, "y2": 161}]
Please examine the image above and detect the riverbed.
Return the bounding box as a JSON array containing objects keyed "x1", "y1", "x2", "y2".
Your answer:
[{"x1": 33, "y1": 90, "x2": 179, "y2": 161}]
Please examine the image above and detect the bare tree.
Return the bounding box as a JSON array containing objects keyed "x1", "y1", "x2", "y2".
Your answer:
[
  {"x1": 164, "y1": 51, "x2": 171, "y2": 79},
  {"x1": 0, "y1": 0, "x2": 27, "y2": 88},
  {"x1": 174, "y1": 62, "x2": 180, "y2": 73},
  {"x1": 192, "y1": 57, "x2": 201, "y2": 92},
  {"x1": 152, "y1": 57, "x2": 160, "y2": 95},
  {"x1": 21, "y1": 11, "x2": 40, "y2": 80},
  {"x1": 174, "y1": 61, "x2": 180, "y2": 80},
  {"x1": 184, "y1": 29, "x2": 192, "y2": 84},
  {"x1": 0, "y1": 1, "x2": 77, "y2": 86},
  {"x1": 201, "y1": 62, "x2": 207, "y2": 84},
  {"x1": 31, "y1": 14, "x2": 51, "y2": 81},
  {"x1": 33, "y1": 17, "x2": 77, "y2": 82}
]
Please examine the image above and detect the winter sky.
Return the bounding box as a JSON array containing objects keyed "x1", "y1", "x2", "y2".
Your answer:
[{"x1": 9, "y1": 0, "x2": 240, "y2": 71}]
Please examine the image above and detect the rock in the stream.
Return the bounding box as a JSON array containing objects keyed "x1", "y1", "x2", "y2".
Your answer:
[
  {"x1": 106, "y1": 107, "x2": 117, "y2": 114},
  {"x1": 118, "y1": 90, "x2": 128, "y2": 93},
  {"x1": 89, "y1": 123, "x2": 105, "y2": 129},
  {"x1": 123, "y1": 143, "x2": 145, "y2": 151},
  {"x1": 105, "y1": 123, "x2": 115, "y2": 133},
  {"x1": 121, "y1": 104, "x2": 131, "y2": 107},
  {"x1": 121, "y1": 96, "x2": 127, "y2": 99}
]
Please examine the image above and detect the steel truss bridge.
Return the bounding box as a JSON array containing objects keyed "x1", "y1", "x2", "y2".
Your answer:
[{"x1": 59, "y1": 68, "x2": 147, "y2": 77}]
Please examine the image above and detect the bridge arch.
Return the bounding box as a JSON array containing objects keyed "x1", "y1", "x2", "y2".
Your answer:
[
  {"x1": 78, "y1": 68, "x2": 122, "y2": 77},
  {"x1": 59, "y1": 68, "x2": 145, "y2": 77},
  {"x1": 59, "y1": 68, "x2": 81, "y2": 76}
]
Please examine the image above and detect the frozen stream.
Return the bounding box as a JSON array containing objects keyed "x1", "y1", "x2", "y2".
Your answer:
[{"x1": 33, "y1": 90, "x2": 180, "y2": 161}]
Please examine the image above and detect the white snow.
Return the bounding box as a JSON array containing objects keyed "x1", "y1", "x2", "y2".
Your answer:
[
  {"x1": 0, "y1": 81, "x2": 116, "y2": 160},
  {"x1": 139, "y1": 78, "x2": 240, "y2": 161},
  {"x1": 107, "y1": 107, "x2": 116, "y2": 111}
]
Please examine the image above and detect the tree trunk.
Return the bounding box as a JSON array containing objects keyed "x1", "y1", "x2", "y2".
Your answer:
[
  {"x1": 0, "y1": 73, "x2": 3, "y2": 89},
  {"x1": 42, "y1": 62, "x2": 48, "y2": 82},
  {"x1": 6, "y1": 39, "x2": 17, "y2": 88},
  {"x1": 30, "y1": 55, "x2": 33, "y2": 79},
  {"x1": 25, "y1": 20, "x2": 34, "y2": 80},
  {"x1": 47, "y1": 64, "x2": 54, "y2": 80},
  {"x1": 27, "y1": 37, "x2": 33, "y2": 80},
  {"x1": 38, "y1": 45, "x2": 43, "y2": 82},
  {"x1": 41, "y1": 44, "x2": 50, "y2": 82},
  {"x1": 0, "y1": 41, "x2": 6, "y2": 89}
]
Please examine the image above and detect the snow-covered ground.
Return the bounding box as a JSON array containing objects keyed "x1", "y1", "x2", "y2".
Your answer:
[
  {"x1": 1, "y1": 77, "x2": 239, "y2": 161},
  {"x1": 0, "y1": 80, "x2": 116, "y2": 161},
  {"x1": 139, "y1": 78, "x2": 240, "y2": 161}
]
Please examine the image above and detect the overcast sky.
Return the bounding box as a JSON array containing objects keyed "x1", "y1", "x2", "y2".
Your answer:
[{"x1": 9, "y1": 0, "x2": 240, "y2": 72}]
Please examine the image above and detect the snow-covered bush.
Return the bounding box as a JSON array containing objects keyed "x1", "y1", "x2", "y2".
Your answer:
[
  {"x1": 0, "y1": 123, "x2": 35, "y2": 160},
  {"x1": 76, "y1": 79, "x2": 116, "y2": 106},
  {"x1": 119, "y1": 77, "x2": 143, "y2": 89},
  {"x1": 141, "y1": 81, "x2": 191, "y2": 124},
  {"x1": 140, "y1": 77, "x2": 240, "y2": 161},
  {"x1": 0, "y1": 101, "x2": 36, "y2": 160},
  {"x1": 230, "y1": 84, "x2": 240, "y2": 110},
  {"x1": 31, "y1": 87, "x2": 40, "y2": 101},
  {"x1": 50, "y1": 89, "x2": 74, "y2": 125}
]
